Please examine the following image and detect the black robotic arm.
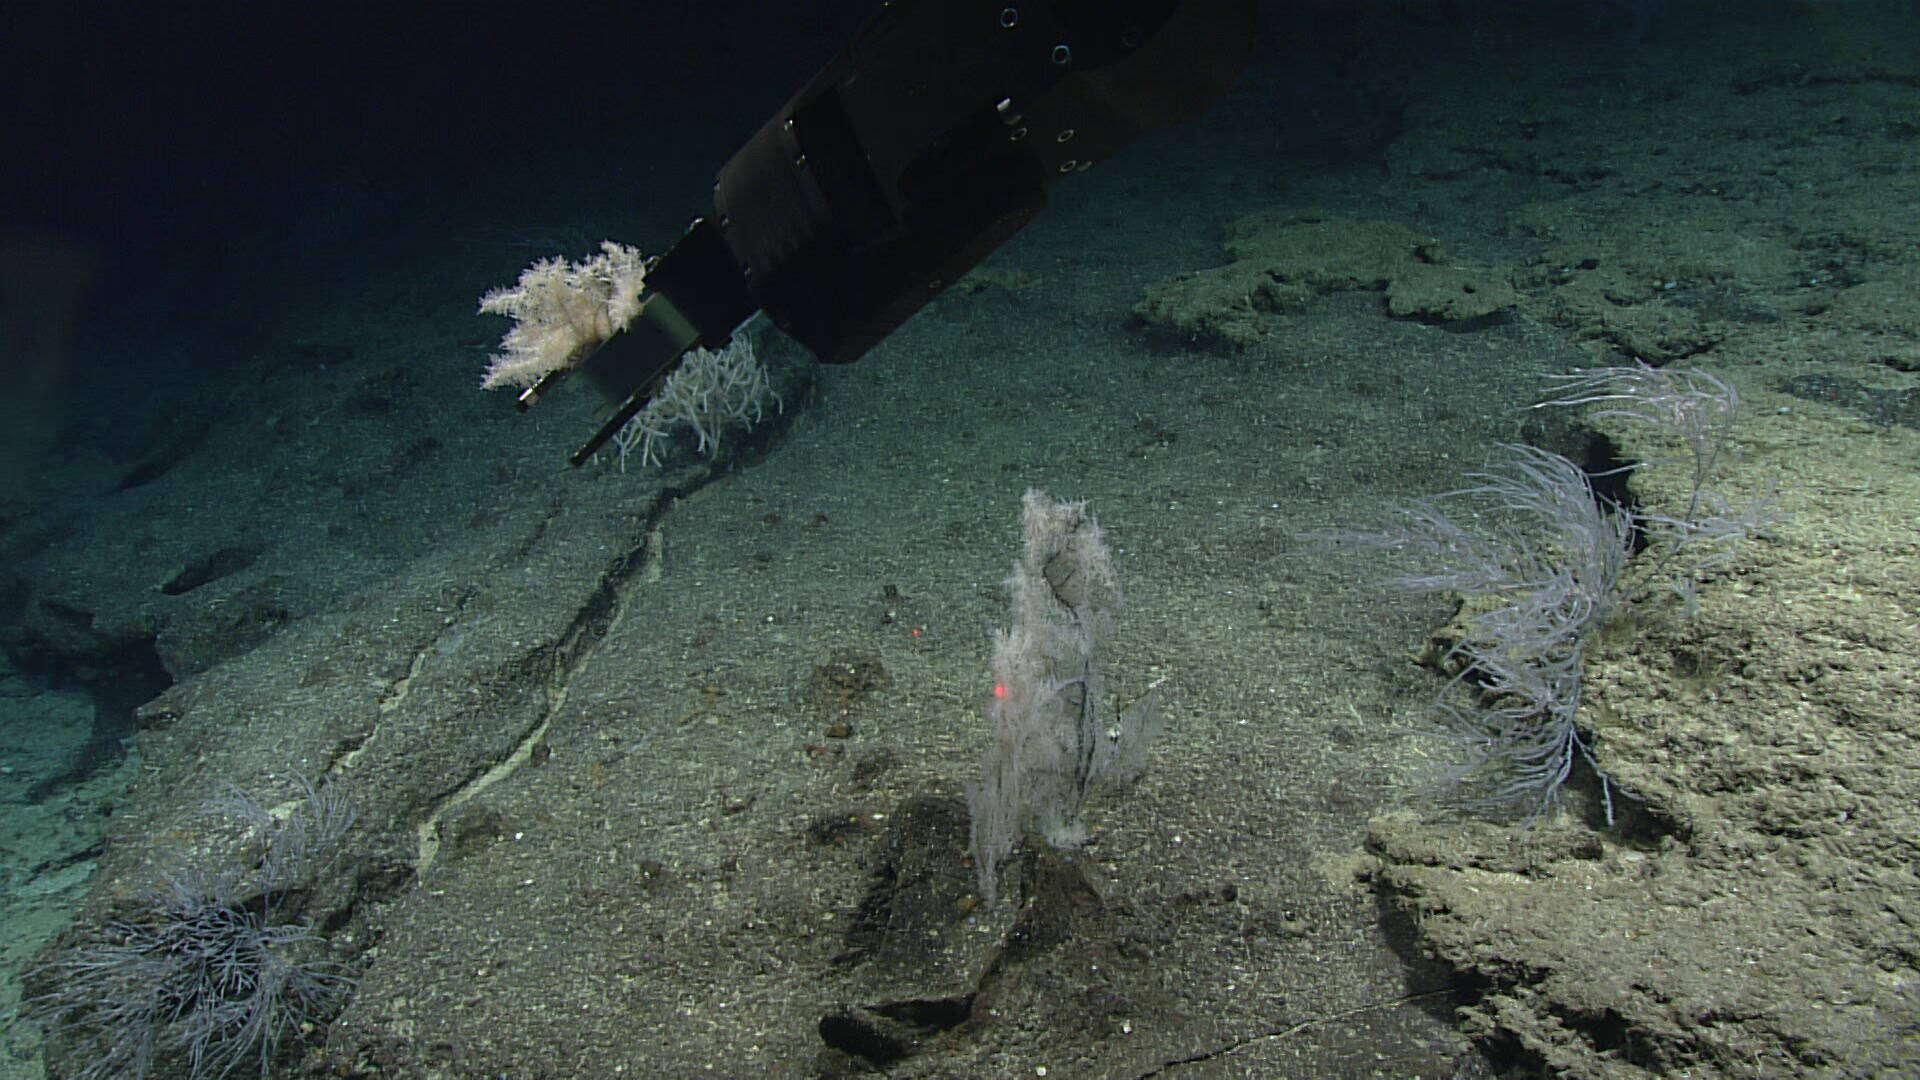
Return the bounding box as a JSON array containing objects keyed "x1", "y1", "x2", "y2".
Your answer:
[{"x1": 513, "y1": 0, "x2": 1255, "y2": 465}]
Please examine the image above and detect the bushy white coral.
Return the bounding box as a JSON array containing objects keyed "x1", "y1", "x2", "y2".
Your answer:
[
  {"x1": 476, "y1": 241, "x2": 648, "y2": 390},
  {"x1": 609, "y1": 333, "x2": 780, "y2": 471}
]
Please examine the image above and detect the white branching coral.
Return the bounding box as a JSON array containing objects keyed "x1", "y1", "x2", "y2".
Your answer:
[{"x1": 609, "y1": 333, "x2": 780, "y2": 471}]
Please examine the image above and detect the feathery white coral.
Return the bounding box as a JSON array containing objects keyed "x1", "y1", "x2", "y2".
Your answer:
[{"x1": 477, "y1": 241, "x2": 648, "y2": 390}]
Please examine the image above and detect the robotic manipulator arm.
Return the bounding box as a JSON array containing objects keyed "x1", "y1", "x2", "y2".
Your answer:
[{"x1": 519, "y1": 0, "x2": 1255, "y2": 466}]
